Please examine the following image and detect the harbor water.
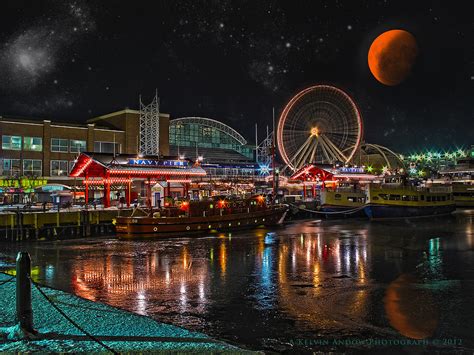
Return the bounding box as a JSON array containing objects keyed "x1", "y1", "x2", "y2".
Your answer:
[{"x1": 1, "y1": 210, "x2": 473, "y2": 352}]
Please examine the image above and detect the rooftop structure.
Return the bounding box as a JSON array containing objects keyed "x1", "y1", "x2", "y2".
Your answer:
[
  {"x1": 70, "y1": 152, "x2": 206, "y2": 207},
  {"x1": 169, "y1": 117, "x2": 254, "y2": 161},
  {"x1": 351, "y1": 143, "x2": 405, "y2": 172}
]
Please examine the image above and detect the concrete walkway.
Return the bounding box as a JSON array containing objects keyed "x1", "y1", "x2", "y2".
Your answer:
[{"x1": 0, "y1": 273, "x2": 248, "y2": 353}]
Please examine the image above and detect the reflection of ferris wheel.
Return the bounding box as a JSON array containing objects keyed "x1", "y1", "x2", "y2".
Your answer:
[{"x1": 277, "y1": 85, "x2": 363, "y2": 171}]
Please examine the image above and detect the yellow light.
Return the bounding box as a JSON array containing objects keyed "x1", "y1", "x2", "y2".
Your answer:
[{"x1": 310, "y1": 127, "x2": 319, "y2": 136}]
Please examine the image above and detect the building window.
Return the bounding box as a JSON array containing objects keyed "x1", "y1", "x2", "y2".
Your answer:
[
  {"x1": 70, "y1": 140, "x2": 86, "y2": 153},
  {"x1": 2, "y1": 159, "x2": 21, "y2": 176},
  {"x1": 94, "y1": 141, "x2": 120, "y2": 154},
  {"x1": 2, "y1": 136, "x2": 22, "y2": 150},
  {"x1": 23, "y1": 137, "x2": 43, "y2": 151},
  {"x1": 51, "y1": 160, "x2": 68, "y2": 176},
  {"x1": 51, "y1": 138, "x2": 68, "y2": 152},
  {"x1": 23, "y1": 160, "x2": 42, "y2": 177}
]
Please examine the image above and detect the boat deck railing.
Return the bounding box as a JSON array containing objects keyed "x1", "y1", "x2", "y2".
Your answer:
[
  {"x1": 370, "y1": 184, "x2": 452, "y2": 193},
  {"x1": 327, "y1": 187, "x2": 366, "y2": 193}
]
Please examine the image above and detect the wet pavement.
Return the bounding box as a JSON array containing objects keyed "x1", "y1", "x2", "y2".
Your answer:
[{"x1": 1, "y1": 210, "x2": 473, "y2": 353}]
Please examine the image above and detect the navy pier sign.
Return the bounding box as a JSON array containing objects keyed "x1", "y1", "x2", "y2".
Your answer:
[
  {"x1": 128, "y1": 159, "x2": 188, "y2": 167},
  {"x1": 338, "y1": 167, "x2": 365, "y2": 174}
]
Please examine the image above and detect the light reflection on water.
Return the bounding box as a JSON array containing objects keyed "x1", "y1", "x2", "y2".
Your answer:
[{"x1": 1, "y1": 210, "x2": 473, "y2": 351}]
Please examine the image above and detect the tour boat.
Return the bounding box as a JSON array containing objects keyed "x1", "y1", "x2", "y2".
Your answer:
[
  {"x1": 436, "y1": 154, "x2": 474, "y2": 207},
  {"x1": 319, "y1": 188, "x2": 366, "y2": 217},
  {"x1": 364, "y1": 177, "x2": 455, "y2": 219},
  {"x1": 451, "y1": 183, "x2": 474, "y2": 207},
  {"x1": 115, "y1": 196, "x2": 288, "y2": 239}
]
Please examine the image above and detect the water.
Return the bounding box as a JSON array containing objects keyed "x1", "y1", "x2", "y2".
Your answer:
[{"x1": 1, "y1": 210, "x2": 473, "y2": 352}]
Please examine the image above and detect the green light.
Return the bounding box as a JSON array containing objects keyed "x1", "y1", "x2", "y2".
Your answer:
[{"x1": 367, "y1": 165, "x2": 373, "y2": 173}]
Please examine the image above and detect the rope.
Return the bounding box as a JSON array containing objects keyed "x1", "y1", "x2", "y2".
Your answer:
[
  {"x1": 0, "y1": 275, "x2": 15, "y2": 286},
  {"x1": 290, "y1": 203, "x2": 366, "y2": 215},
  {"x1": 30, "y1": 278, "x2": 118, "y2": 354}
]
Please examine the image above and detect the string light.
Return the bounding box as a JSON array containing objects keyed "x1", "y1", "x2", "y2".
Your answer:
[{"x1": 71, "y1": 157, "x2": 92, "y2": 177}]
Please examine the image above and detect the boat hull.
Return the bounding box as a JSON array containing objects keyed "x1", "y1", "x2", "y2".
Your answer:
[
  {"x1": 320, "y1": 205, "x2": 366, "y2": 218},
  {"x1": 116, "y1": 206, "x2": 288, "y2": 239},
  {"x1": 454, "y1": 198, "x2": 474, "y2": 207},
  {"x1": 364, "y1": 204, "x2": 455, "y2": 220}
]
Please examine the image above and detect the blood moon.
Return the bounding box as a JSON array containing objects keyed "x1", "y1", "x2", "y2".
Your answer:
[{"x1": 368, "y1": 29, "x2": 418, "y2": 86}]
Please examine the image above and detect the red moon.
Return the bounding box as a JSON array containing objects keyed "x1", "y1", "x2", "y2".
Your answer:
[{"x1": 368, "y1": 29, "x2": 418, "y2": 86}]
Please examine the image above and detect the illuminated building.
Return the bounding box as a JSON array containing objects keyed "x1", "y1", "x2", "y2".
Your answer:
[
  {"x1": 0, "y1": 111, "x2": 263, "y2": 204},
  {"x1": 169, "y1": 117, "x2": 259, "y2": 178},
  {"x1": 70, "y1": 153, "x2": 206, "y2": 207},
  {"x1": 0, "y1": 109, "x2": 169, "y2": 203}
]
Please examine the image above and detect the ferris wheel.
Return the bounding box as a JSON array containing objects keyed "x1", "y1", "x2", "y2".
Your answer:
[{"x1": 277, "y1": 85, "x2": 363, "y2": 171}]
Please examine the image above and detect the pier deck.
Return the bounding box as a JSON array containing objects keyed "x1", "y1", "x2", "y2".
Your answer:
[{"x1": 0, "y1": 273, "x2": 246, "y2": 353}]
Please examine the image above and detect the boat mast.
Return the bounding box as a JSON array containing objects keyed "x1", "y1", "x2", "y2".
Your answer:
[{"x1": 272, "y1": 107, "x2": 276, "y2": 204}]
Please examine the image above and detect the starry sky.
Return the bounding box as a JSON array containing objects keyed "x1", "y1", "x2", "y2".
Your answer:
[{"x1": 0, "y1": 0, "x2": 472, "y2": 152}]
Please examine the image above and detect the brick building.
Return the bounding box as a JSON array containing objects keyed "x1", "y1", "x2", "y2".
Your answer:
[{"x1": 0, "y1": 109, "x2": 170, "y2": 202}]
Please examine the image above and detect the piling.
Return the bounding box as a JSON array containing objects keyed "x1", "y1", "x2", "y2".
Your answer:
[{"x1": 16, "y1": 251, "x2": 35, "y2": 333}]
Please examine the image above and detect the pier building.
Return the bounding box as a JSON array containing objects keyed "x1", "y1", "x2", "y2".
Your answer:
[{"x1": 0, "y1": 110, "x2": 260, "y2": 205}]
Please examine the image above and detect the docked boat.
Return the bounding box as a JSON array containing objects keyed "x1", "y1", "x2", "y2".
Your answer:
[
  {"x1": 364, "y1": 177, "x2": 455, "y2": 219},
  {"x1": 436, "y1": 154, "x2": 474, "y2": 207},
  {"x1": 452, "y1": 183, "x2": 474, "y2": 207},
  {"x1": 319, "y1": 188, "x2": 366, "y2": 217},
  {"x1": 288, "y1": 164, "x2": 379, "y2": 218},
  {"x1": 116, "y1": 195, "x2": 288, "y2": 239}
]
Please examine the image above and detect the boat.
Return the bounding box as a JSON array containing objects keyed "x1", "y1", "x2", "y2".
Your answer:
[
  {"x1": 364, "y1": 176, "x2": 456, "y2": 219},
  {"x1": 452, "y1": 183, "x2": 474, "y2": 207},
  {"x1": 115, "y1": 195, "x2": 288, "y2": 239},
  {"x1": 436, "y1": 153, "x2": 474, "y2": 207},
  {"x1": 288, "y1": 164, "x2": 379, "y2": 218},
  {"x1": 319, "y1": 187, "x2": 366, "y2": 217}
]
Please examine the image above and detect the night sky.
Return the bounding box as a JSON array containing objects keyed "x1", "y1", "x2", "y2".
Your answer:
[{"x1": 0, "y1": 0, "x2": 472, "y2": 152}]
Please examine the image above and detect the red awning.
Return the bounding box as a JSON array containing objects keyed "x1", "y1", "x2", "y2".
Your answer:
[{"x1": 69, "y1": 153, "x2": 206, "y2": 179}]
